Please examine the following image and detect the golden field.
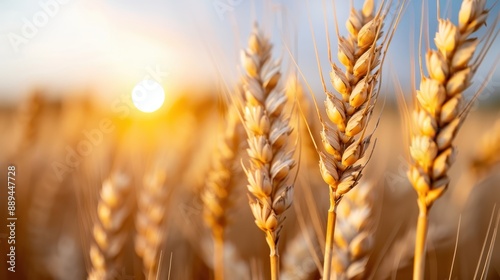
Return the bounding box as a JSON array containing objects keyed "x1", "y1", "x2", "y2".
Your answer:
[
  {"x1": 0, "y1": 90, "x2": 499, "y2": 279},
  {"x1": 1, "y1": 0, "x2": 500, "y2": 279}
]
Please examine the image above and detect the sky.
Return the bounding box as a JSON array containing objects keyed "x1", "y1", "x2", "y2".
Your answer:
[{"x1": 0, "y1": 0, "x2": 499, "y2": 104}]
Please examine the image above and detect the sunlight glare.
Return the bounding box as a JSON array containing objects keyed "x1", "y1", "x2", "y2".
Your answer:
[{"x1": 131, "y1": 80, "x2": 165, "y2": 113}]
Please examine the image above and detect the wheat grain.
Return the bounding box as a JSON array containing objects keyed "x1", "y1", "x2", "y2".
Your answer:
[
  {"x1": 241, "y1": 24, "x2": 295, "y2": 280},
  {"x1": 407, "y1": 1, "x2": 490, "y2": 278},
  {"x1": 135, "y1": 165, "x2": 169, "y2": 279},
  {"x1": 88, "y1": 172, "x2": 132, "y2": 280},
  {"x1": 332, "y1": 183, "x2": 375, "y2": 280}
]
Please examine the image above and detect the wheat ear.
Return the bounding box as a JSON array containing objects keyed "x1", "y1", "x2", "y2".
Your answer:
[
  {"x1": 332, "y1": 183, "x2": 375, "y2": 280},
  {"x1": 135, "y1": 166, "x2": 169, "y2": 279},
  {"x1": 471, "y1": 118, "x2": 500, "y2": 176},
  {"x1": 241, "y1": 25, "x2": 295, "y2": 280},
  {"x1": 88, "y1": 172, "x2": 131, "y2": 280},
  {"x1": 408, "y1": 1, "x2": 490, "y2": 279},
  {"x1": 319, "y1": 0, "x2": 385, "y2": 278},
  {"x1": 280, "y1": 229, "x2": 319, "y2": 280},
  {"x1": 15, "y1": 92, "x2": 44, "y2": 155},
  {"x1": 452, "y1": 118, "x2": 500, "y2": 208},
  {"x1": 202, "y1": 105, "x2": 243, "y2": 280}
]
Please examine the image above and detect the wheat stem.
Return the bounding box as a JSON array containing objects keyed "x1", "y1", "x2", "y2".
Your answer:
[
  {"x1": 323, "y1": 188, "x2": 337, "y2": 279},
  {"x1": 414, "y1": 202, "x2": 428, "y2": 280},
  {"x1": 214, "y1": 230, "x2": 225, "y2": 280},
  {"x1": 270, "y1": 246, "x2": 280, "y2": 280}
]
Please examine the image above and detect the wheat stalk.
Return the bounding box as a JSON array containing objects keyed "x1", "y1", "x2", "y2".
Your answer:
[
  {"x1": 407, "y1": 1, "x2": 490, "y2": 278},
  {"x1": 319, "y1": 0, "x2": 387, "y2": 277},
  {"x1": 134, "y1": 165, "x2": 169, "y2": 279},
  {"x1": 88, "y1": 172, "x2": 132, "y2": 280},
  {"x1": 331, "y1": 183, "x2": 375, "y2": 280},
  {"x1": 201, "y1": 105, "x2": 243, "y2": 280},
  {"x1": 241, "y1": 24, "x2": 295, "y2": 280}
]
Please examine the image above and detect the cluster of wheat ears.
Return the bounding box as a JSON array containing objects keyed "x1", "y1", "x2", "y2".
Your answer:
[
  {"x1": 8, "y1": 0, "x2": 500, "y2": 280},
  {"x1": 198, "y1": 0, "x2": 498, "y2": 279},
  {"x1": 88, "y1": 0, "x2": 499, "y2": 279}
]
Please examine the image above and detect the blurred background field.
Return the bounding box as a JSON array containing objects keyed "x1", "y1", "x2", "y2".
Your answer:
[{"x1": 0, "y1": 91, "x2": 499, "y2": 279}]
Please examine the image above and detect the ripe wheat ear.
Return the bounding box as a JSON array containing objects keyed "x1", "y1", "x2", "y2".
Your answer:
[
  {"x1": 135, "y1": 165, "x2": 170, "y2": 279},
  {"x1": 331, "y1": 183, "x2": 375, "y2": 280},
  {"x1": 88, "y1": 172, "x2": 132, "y2": 280},
  {"x1": 470, "y1": 119, "x2": 500, "y2": 177},
  {"x1": 202, "y1": 105, "x2": 243, "y2": 280},
  {"x1": 241, "y1": 24, "x2": 295, "y2": 280},
  {"x1": 318, "y1": 0, "x2": 403, "y2": 277},
  {"x1": 407, "y1": 0, "x2": 492, "y2": 279}
]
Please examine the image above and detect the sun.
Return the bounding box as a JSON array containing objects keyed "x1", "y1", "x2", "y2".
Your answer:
[{"x1": 131, "y1": 80, "x2": 165, "y2": 113}]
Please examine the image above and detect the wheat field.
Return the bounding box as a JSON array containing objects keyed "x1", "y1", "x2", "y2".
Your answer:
[{"x1": 0, "y1": 0, "x2": 500, "y2": 279}]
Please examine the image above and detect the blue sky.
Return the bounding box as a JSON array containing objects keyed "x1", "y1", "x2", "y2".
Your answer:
[{"x1": 0, "y1": 0, "x2": 499, "y2": 104}]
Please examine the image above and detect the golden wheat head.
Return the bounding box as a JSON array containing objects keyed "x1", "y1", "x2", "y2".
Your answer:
[
  {"x1": 88, "y1": 172, "x2": 131, "y2": 280},
  {"x1": 241, "y1": 24, "x2": 295, "y2": 279}
]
